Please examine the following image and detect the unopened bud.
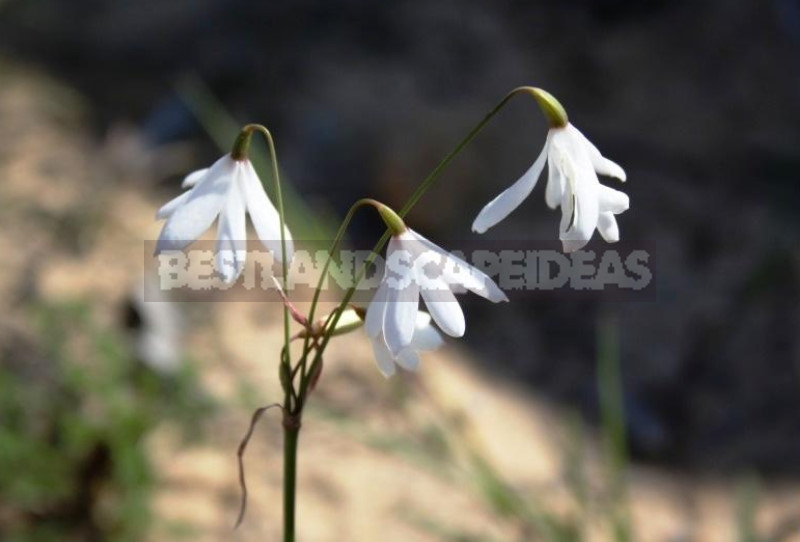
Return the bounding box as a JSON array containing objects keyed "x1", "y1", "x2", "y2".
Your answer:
[{"x1": 299, "y1": 307, "x2": 364, "y2": 339}]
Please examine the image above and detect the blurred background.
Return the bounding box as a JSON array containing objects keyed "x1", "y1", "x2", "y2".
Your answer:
[{"x1": 1, "y1": 1, "x2": 799, "y2": 540}]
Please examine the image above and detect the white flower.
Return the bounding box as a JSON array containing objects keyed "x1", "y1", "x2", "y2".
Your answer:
[
  {"x1": 472, "y1": 123, "x2": 628, "y2": 253},
  {"x1": 155, "y1": 154, "x2": 293, "y2": 283},
  {"x1": 367, "y1": 311, "x2": 444, "y2": 378},
  {"x1": 365, "y1": 228, "x2": 507, "y2": 376}
]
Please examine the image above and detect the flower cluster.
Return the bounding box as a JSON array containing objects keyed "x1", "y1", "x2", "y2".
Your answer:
[{"x1": 154, "y1": 88, "x2": 629, "y2": 379}]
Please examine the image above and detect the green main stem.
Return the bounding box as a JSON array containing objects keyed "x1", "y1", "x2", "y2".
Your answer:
[{"x1": 282, "y1": 424, "x2": 300, "y2": 542}]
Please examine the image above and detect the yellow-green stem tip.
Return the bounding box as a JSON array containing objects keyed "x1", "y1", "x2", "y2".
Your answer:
[{"x1": 527, "y1": 87, "x2": 568, "y2": 128}]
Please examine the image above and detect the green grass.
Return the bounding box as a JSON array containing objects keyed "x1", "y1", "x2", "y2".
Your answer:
[{"x1": 0, "y1": 300, "x2": 214, "y2": 542}]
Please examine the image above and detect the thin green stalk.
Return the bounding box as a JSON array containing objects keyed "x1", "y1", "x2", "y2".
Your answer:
[{"x1": 299, "y1": 86, "x2": 540, "y2": 395}]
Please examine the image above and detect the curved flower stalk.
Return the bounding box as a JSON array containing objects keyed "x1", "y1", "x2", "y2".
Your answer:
[
  {"x1": 367, "y1": 310, "x2": 444, "y2": 378},
  {"x1": 365, "y1": 219, "x2": 508, "y2": 375},
  {"x1": 472, "y1": 88, "x2": 629, "y2": 253},
  {"x1": 155, "y1": 154, "x2": 294, "y2": 283}
]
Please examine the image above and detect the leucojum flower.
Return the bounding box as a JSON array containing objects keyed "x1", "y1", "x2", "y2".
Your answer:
[
  {"x1": 365, "y1": 204, "x2": 508, "y2": 377},
  {"x1": 155, "y1": 152, "x2": 293, "y2": 283},
  {"x1": 472, "y1": 88, "x2": 629, "y2": 253}
]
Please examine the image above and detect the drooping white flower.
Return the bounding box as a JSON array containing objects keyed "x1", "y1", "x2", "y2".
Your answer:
[
  {"x1": 155, "y1": 154, "x2": 293, "y2": 283},
  {"x1": 365, "y1": 228, "x2": 507, "y2": 376},
  {"x1": 472, "y1": 89, "x2": 628, "y2": 253},
  {"x1": 367, "y1": 311, "x2": 444, "y2": 378}
]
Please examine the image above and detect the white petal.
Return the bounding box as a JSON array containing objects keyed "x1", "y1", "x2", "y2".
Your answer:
[
  {"x1": 370, "y1": 336, "x2": 397, "y2": 378},
  {"x1": 155, "y1": 155, "x2": 235, "y2": 253},
  {"x1": 597, "y1": 212, "x2": 620, "y2": 243},
  {"x1": 215, "y1": 175, "x2": 248, "y2": 283},
  {"x1": 411, "y1": 312, "x2": 445, "y2": 351},
  {"x1": 240, "y1": 161, "x2": 295, "y2": 264},
  {"x1": 559, "y1": 192, "x2": 576, "y2": 236},
  {"x1": 593, "y1": 156, "x2": 626, "y2": 182},
  {"x1": 472, "y1": 140, "x2": 549, "y2": 233},
  {"x1": 544, "y1": 154, "x2": 565, "y2": 210},
  {"x1": 442, "y1": 255, "x2": 508, "y2": 303},
  {"x1": 598, "y1": 185, "x2": 629, "y2": 214},
  {"x1": 382, "y1": 268, "x2": 420, "y2": 355},
  {"x1": 395, "y1": 349, "x2": 420, "y2": 371},
  {"x1": 408, "y1": 229, "x2": 508, "y2": 303},
  {"x1": 365, "y1": 280, "x2": 389, "y2": 338},
  {"x1": 559, "y1": 196, "x2": 597, "y2": 253},
  {"x1": 419, "y1": 275, "x2": 466, "y2": 337},
  {"x1": 570, "y1": 125, "x2": 626, "y2": 182},
  {"x1": 155, "y1": 190, "x2": 191, "y2": 220},
  {"x1": 559, "y1": 165, "x2": 599, "y2": 253},
  {"x1": 181, "y1": 168, "x2": 209, "y2": 188}
]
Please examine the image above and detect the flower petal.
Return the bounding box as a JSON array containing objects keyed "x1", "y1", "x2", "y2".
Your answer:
[
  {"x1": 411, "y1": 312, "x2": 445, "y2": 351},
  {"x1": 240, "y1": 161, "x2": 295, "y2": 264},
  {"x1": 570, "y1": 125, "x2": 626, "y2": 182},
  {"x1": 155, "y1": 156, "x2": 235, "y2": 253},
  {"x1": 559, "y1": 161, "x2": 599, "y2": 253},
  {"x1": 408, "y1": 229, "x2": 508, "y2": 303},
  {"x1": 365, "y1": 281, "x2": 389, "y2": 338},
  {"x1": 383, "y1": 269, "x2": 420, "y2": 355},
  {"x1": 544, "y1": 154, "x2": 565, "y2": 210},
  {"x1": 597, "y1": 212, "x2": 620, "y2": 243},
  {"x1": 559, "y1": 192, "x2": 576, "y2": 236},
  {"x1": 370, "y1": 336, "x2": 397, "y2": 378},
  {"x1": 419, "y1": 275, "x2": 466, "y2": 337},
  {"x1": 181, "y1": 168, "x2": 209, "y2": 189},
  {"x1": 472, "y1": 140, "x2": 549, "y2": 233},
  {"x1": 155, "y1": 190, "x2": 191, "y2": 220},
  {"x1": 215, "y1": 174, "x2": 248, "y2": 283},
  {"x1": 559, "y1": 193, "x2": 598, "y2": 253},
  {"x1": 598, "y1": 185, "x2": 629, "y2": 214}
]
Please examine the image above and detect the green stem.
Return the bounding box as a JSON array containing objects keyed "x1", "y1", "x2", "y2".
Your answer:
[
  {"x1": 299, "y1": 86, "x2": 538, "y2": 396},
  {"x1": 282, "y1": 422, "x2": 300, "y2": 542}
]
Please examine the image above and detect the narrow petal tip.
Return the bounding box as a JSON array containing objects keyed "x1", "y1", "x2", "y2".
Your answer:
[{"x1": 471, "y1": 220, "x2": 488, "y2": 235}]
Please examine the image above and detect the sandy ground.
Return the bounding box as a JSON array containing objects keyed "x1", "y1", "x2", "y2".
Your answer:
[{"x1": 2, "y1": 64, "x2": 799, "y2": 542}]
